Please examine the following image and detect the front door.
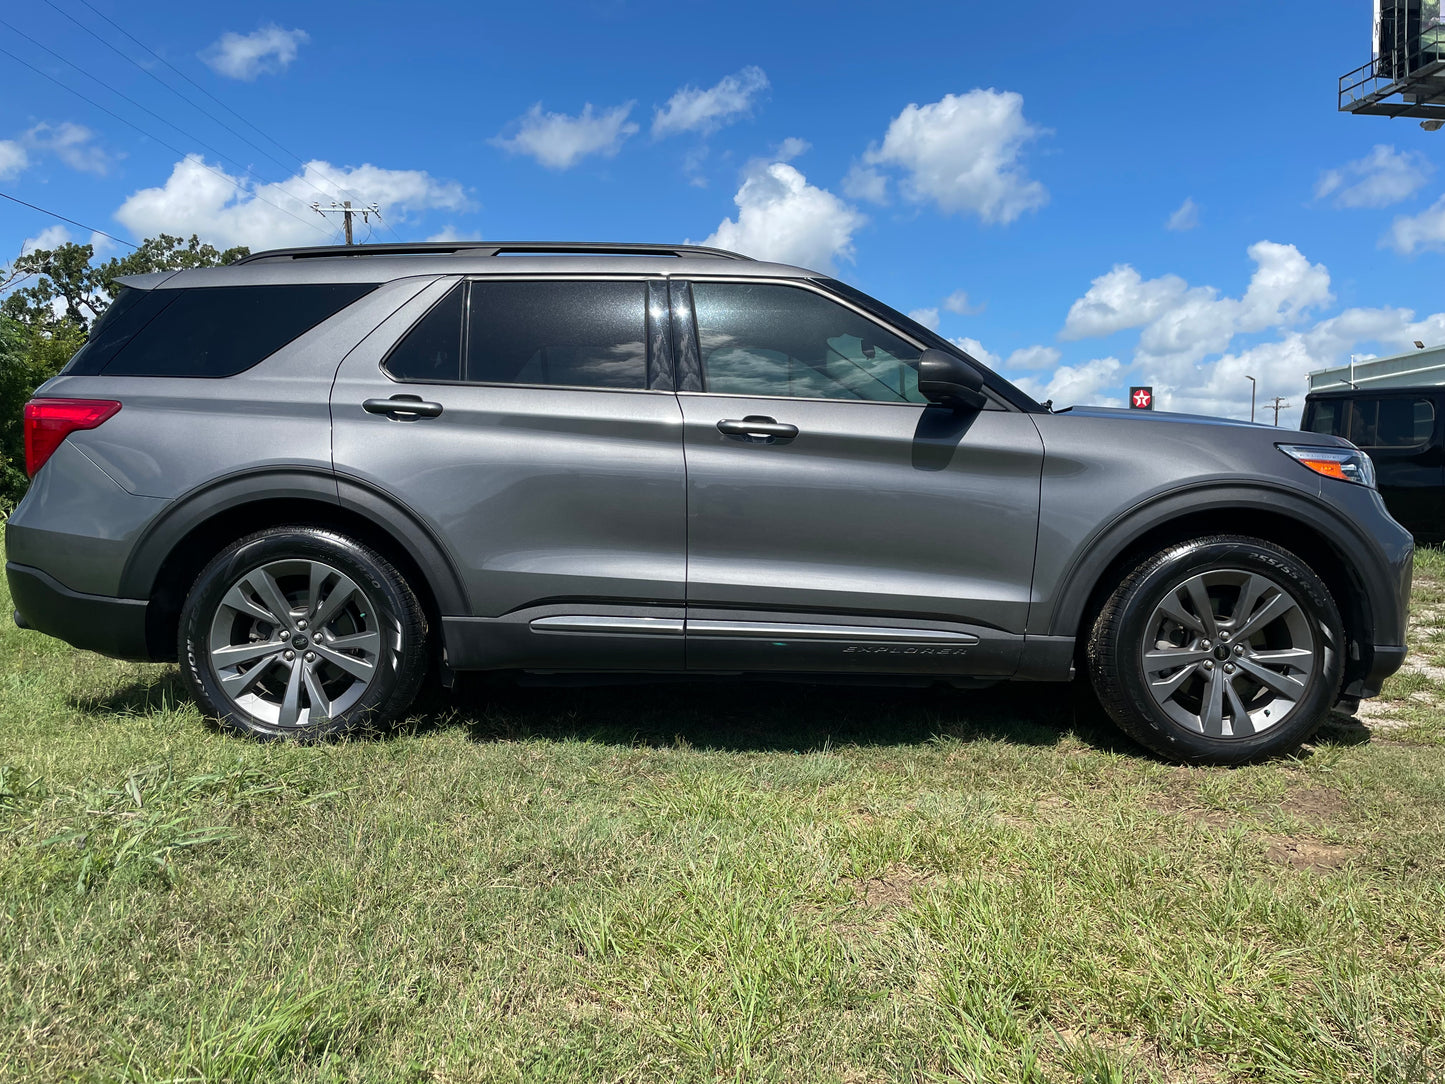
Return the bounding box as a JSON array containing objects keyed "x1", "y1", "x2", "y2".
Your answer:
[
  {"x1": 672, "y1": 279, "x2": 1045, "y2": 676},
  {"x1": 331, "y1": 275, "x2": 687, "y2": 670}
]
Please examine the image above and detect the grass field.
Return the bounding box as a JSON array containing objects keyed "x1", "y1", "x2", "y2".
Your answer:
[{"x1": 1, "y1": 546, "x2": 1443, "y2": 1084}]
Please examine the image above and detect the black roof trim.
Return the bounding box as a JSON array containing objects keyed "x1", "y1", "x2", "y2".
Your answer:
[{"x1": 232, "y1": 241, "x2": 754, "y2": 265}]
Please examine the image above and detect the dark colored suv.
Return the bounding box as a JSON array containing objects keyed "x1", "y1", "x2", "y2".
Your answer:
[
  {"x1": 1302, "y1": 385, "x2": 1444, "y2": 543},
  {"x1": 5, "y1": 242, "x2": 1414, "y2": 763}
]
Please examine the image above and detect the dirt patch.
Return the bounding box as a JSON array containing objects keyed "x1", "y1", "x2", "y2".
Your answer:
[
  {"x1": 853, "y1": 865, "x2": 933, "y2": 909},
  {"x1": 1280, "y1": 786, "x2": 1349, "y2": 825},
  {"x1": 1263, "y1": 837, "x2": 1356, "y2": 870}
]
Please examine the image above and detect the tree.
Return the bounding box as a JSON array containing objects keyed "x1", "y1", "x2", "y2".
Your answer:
[{"x1": 0, "y1": 234, "x2": 250, "y2": 508}]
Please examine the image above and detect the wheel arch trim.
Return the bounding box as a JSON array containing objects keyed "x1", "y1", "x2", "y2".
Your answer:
[
  {"x1": 1042, "y1": 482, "x2": 1399, "y2": 645},
  {"x1": 117, "y1": 467, "x2": 470, "y2": 616}
]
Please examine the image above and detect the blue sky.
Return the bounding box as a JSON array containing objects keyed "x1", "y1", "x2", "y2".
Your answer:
[{"x1": 3, "y1": 0, "x2": 1444, "y2": 421}]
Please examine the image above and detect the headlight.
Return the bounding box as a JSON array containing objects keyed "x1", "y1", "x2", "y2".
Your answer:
[{"x1": 1277, "y1": 444, "x2": 1377, "y2": 488}]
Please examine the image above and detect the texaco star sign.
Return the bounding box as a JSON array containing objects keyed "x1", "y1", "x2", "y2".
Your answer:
[{"x1": 1130, "y1": 386, "x2": 1154, "y2": 410}]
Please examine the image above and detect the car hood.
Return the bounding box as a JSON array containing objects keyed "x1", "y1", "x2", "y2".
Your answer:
[{"x1": 1053, "y1": 406, "x2": 1351, "y2": 447}]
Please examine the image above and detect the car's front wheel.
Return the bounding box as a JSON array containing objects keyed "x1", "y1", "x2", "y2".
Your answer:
[
  {"x1": 178, "y1": 527, "x2": 429, "y2": 740},
  {"x1": 1087, "y1": 535, "x2": 1343, "y2": 764}
]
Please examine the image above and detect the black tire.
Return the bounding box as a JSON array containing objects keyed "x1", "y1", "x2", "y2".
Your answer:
[
  {"x1": 1086, "y1": 535, "x2": 1343, "y2": 765},
  {"x1": 178, "y1": 527, "x2": 429, "y2": 740}
]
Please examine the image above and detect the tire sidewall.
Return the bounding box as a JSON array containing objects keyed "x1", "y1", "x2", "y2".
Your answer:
[
  {"x1": 1104, "y1": 537, "x2": 1343, "y2": 763},
  {"x1": 180, "y1": 529, "x2": 417, "y2": 740}
]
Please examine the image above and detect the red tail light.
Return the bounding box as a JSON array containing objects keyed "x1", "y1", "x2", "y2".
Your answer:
[{"x1": 23, "y1": 398, "x2": 122, "y2": 477}]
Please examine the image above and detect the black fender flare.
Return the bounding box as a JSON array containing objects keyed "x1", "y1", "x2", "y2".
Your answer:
[
  {"x1": 117, "y1": 467, "x2": 470, "y2": 615},
  {"x1": 1042, "y1": 481, "x2": 1402, "y2": 644}
]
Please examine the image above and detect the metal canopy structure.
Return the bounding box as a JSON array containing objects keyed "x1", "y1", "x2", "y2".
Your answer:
[{"x1": 1340, "y1": 0, "x2": 1445, "y2": 120}]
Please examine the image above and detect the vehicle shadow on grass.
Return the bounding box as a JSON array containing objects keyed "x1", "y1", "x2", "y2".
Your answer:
[
  {"x1": 73, "y1": 670, "x2": 1370, "y2": 758},
  {"x1": 71, "y1": 669, "x2": 1137, "y2": 754}
]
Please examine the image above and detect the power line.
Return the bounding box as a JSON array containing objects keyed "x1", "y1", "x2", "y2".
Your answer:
[
  {"x1": 37, "y1": 0, "x2": 360, "y2": 215},
  {"x1": 61, "y1": 0, "x2": 405, "y2": 243},
  {"x1": 0, "y1": 190, "x2": 136, "y2": 249},
  {"x1": 0, "y1": 42, "x2": 331, "y2": 241}
]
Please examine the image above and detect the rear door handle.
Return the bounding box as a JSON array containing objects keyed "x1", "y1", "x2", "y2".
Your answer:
[
  {"x1": 717, "y1": 416, "x2": 799, "y2": 440},
  {"x1": 363, "y1": 395, "x2": 443, "y2": 419}
]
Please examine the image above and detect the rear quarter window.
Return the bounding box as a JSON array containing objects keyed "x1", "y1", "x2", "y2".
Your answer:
[{"x1": 91, "y1": 283, "x2": 378, "y2": 378}]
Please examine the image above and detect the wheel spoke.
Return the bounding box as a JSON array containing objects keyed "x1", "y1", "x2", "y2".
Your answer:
[
  {"x1": 1200, "y1": 671, "x2": 1226, "y2": 737},
  {"x1": 1158, "y1": 590, "x2": 1208, "y2": 637},
  {"x1": 1230, "y1": 574, "x2": 1268, "y2": 631},
  {"x1": 219, "y1": 654, "x2": 281, "y2": 698},
  {"x1": 311, "y1": 571, "x2": 363, "y2": 630},
  {"x1": 1184, "y1": 578, "x2": 1219, "y2": 639},
  {"x1": 1224, "y1": 679, "x2": 1255, "y2": 737},
  {"x1": 277, "y1": 660, "x2": 305, "y2": 727},
  {"x1": 245, "y1": 568, "x2": 295, "y2": 626},
  {"x1": 1235, "y1": 655, "x2": 1308, "y2": 699},
  {"x1": 312, "y1": 642, "x2": 376, "y2": 681},
  {"x1": 302, "y1": 665, "x2": 332, "y2": 721},
  {"x1": 211, "y1": 640, "x2": 286, "y2": 667},
  {"x1": 324, "y1": 630, "x2": 381, "y2": 654},
  {"x1": 1149, "y1": 662, "x2": 1200, "y2": 700},
  {"x1": 1250, "y1": 647, "x2": 1315, "y2": 668},
  {"x1": 1144, "y1": 646, "x2": 1213, "y2": 674},
  {"x1": 1233, "y1": 591, "x2": 1298, "y2": 643},
  {"x1": 220, "y1": 583, "x2": 276, "y2": 624}
]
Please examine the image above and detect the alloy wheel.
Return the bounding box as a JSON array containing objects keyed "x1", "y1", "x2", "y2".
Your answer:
[
  {"x1": 206, "y1": 559, "x2": 388, "y2": 728},
  {"x1": 1140, "y1": 568, "x2": 1317, "y2": 739}
]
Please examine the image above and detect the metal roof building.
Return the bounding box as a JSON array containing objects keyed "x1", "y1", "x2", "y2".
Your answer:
[{"x1": 1307, "y1": 344, "x2": 1445, "y2": 392}]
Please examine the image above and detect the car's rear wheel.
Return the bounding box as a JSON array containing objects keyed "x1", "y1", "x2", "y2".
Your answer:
[
  {"x1": 1087, "y1": 535, "x2": 1343, "y2": 764},
  {"x1": 179, "y1": 527, "x2": 428, "y2": 740}
]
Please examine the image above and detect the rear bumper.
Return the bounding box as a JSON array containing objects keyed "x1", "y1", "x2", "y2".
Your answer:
[{"x1": 7, "y1": 562, "x2": 152, "y2": 661}]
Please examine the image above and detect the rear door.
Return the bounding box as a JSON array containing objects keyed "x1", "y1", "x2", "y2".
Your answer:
[
  {"x1": 1351, "y1": 393, "x2": 1445, "y2": 541},
  {"x1": 672, "y1": 278, "x2": 1045, "y2": 676},
  {"x1": 331, "y1": 275, "x2": 687, "y2": 669}
]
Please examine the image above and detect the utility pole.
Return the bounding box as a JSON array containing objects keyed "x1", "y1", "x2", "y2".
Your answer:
[
  {"x1": 1269, "y1": 396, "x2": 1291, "y2": 426},
  {"x1": 310, "y1": 200, "x2": 379, "y2": 245}
]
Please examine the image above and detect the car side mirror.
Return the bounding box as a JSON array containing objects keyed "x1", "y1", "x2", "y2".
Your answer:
[{"x1": 918, "y1": 348, "x2": 988, "y2": 411}]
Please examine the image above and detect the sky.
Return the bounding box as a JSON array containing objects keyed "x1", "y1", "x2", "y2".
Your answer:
[{"x1": 3, "y1": 0, "x2": 1444, "y2": 424}]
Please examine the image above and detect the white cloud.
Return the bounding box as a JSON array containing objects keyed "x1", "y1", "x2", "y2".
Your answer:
[
  {"x1": 774, "y1": 137, "x2": 810, "y2": 162},
  {"x1": 0, "y1": 140, "x2": 28, "y2": 180},
  {"x1": 115, "y1": 155, "x2": 470, "y2": 251},
  {"x1": 1013, "y1": 357, "x2": 1123, "y2": 408},
  {"x1": 1316, "y1": 144, "x2": 1430, "y2": 209},
  {"x1": 1388, "y1": 194, "x2": 1445, "y2": 253},
  {"x1": 700, "y1": 159, "x2": 864, "y2": 272},
  {"x1": 951, "y1": 336, "x2": 1000, "y2": 368},
  {"x1": 425, "y1": 226, "x2": 467, "y2": 242},
  {"x1": 943, "y1": 289, "x2": 983, "y2": 315},
  {"x1": 201, "y1": 25, "x2": 308, "y2": 81},
  {"x1": 1004, "y1": 345, "x2": 1061, "y2": 370},
  {"x1": 908, "y1": 307, "x2": 940, "y2": 330},
  {"x1": 20, "y1": 225, "x2": 71, "y2": 255},
  {"x1": 25, "y1": 122, "x2": 111, "y2": 175},
  {"x1": 1166, "y1": 197, "x2": 1199, "y2": 231},
  {"x1": 841, "y1": 164, "x2": 888, "y2": 203},
  {"x1": 1062, "y1": 265, "x2": 1190, "y2": 340},
  {"x1": 860, "y1": 89, "x2": 1047, "y2": 224},
  {"x1": 494, "y1": 102, "x2": 638, "y2": 170},
  {"x1": 652, "y1": 66, "x2": 768, "y2": 138},
  {"x1": 1063, "y1": 241, "x2": 1331, "y2": 370}
]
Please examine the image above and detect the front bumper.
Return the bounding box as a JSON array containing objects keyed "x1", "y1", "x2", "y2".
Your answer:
[{"x1": 8, "y1": 562, "x2": 151, "y2": 661}]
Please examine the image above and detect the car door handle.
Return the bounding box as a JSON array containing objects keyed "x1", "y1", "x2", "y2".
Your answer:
[
  {"x1": 717, "y1": 416, "x2": 799, "y2": 440},
  {"x1": 363, "y1": 395, "x2": 443, "y2": 419}
]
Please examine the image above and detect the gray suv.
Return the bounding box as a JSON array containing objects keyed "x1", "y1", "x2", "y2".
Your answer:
[{"x1": 5, "y1": 242, "x2": 1413, "y2": 763}]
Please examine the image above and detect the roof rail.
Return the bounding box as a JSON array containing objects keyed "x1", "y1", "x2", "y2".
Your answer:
[{"x1": 231, "y1": 241, "x2": 754, "y2": 265}]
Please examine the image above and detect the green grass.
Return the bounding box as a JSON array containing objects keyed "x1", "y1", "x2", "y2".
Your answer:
[{"x1": 2, "y1": 549, "x2": 1444, "y2": 1083}]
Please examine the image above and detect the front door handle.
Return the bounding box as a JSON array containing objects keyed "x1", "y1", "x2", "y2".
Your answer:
[
  {"x1": 717, "y1": 416, "x2": 799, "y2": 441},
  {"x1": 363, "y1": 394, "x2": 443, "y2": 419}
]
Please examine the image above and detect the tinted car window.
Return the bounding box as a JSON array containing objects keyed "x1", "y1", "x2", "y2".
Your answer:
[
  {"x1": 383, "y1": 284, "x2": 464, "y2": 382},
  {"x1": 101, "y1": 283, "x2": 377, "y2": 377},
  {"x1": 1344, "y1": 397, "x2": 1436, "y2": 448},
  {"x1": 62, "y1": 286, "x2": 178, "y2": 375},
  {"x1": 465, "y1": 281, "x2": 647, "y2": 390},
  {"x1": 691, "y1": 282, "x2": 924, "y2": 403},
  {"x1": 1303, "y1": 399, "x2": 1343, "y2": 438}
]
